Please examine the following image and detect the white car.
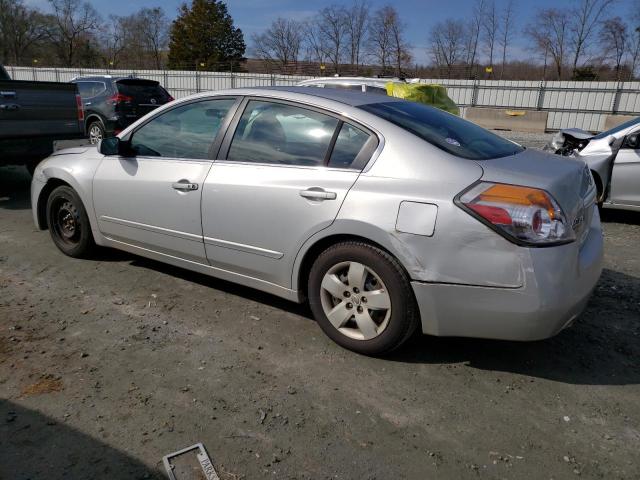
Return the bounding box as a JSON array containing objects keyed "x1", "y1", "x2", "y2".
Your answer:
[{"x1": 546, "y1": 117, "x2": 640, "y2": 211}]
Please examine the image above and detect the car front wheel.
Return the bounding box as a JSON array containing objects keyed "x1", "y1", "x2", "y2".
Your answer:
[
  {"x1": 308, "y1": 241, "x2": 419, "y2": 355},
  {"x1": 46, "y1": 185, "x2": 95, "y2": 258}
]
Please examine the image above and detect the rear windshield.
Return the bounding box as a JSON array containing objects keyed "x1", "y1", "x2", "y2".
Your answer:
[
  {"x1": 359, "y1": 101, "x2": 523, "y2": 160},
  {"x1": 116, "y1": 80, "x2": 169, "y2": 101}
]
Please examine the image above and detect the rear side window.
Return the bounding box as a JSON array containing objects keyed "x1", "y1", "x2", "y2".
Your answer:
[
  {"x1": 328, "y1": 123, "x2": 371, "y2": 169},
  {"x1": 227, "y1": 100, "x2": 338, "y2": 166},
  {"x1": 365, "y1": 86, "x2": 388, "y2": 95},
  {"x1": 80, "y1": 81, "x2": 106, "y2": 97},
  {"x1": 359, "y1": 101, "x2": 523, "y2": 160},
  {"x1": 116, "y1": 80, "x2": 170, "y2": 103},
  {"x1": 130, "y1": 98, "x2": 236, "y2": 159},
  {"x1": 324, "y1": 84, "x2": 364, "y2": 92}
]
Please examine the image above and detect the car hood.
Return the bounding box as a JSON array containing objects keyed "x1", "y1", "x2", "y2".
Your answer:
[
  {"x1": 50, "y1": 146, "x2": 93, "y2": 157},
  {"x1": 478, "y1": 148, "x2": 593, "y2": 218}
]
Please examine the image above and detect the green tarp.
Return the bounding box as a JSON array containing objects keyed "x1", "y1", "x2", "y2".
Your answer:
[{"x1": 385, "y1": 83, "x2": 460, "y2": 116}]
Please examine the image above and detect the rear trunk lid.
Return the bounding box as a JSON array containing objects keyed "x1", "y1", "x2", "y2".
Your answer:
[
  {"x1": 115, "y1": 78, "x2": 170, "y2": 119},
  {"x1": 478, "y1": 148, "x2": 597, "y2": 245}
]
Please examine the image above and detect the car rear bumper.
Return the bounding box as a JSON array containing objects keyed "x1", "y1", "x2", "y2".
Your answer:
[{"x1": 411, "y1": 209, "x2": 604, "y2": 341}]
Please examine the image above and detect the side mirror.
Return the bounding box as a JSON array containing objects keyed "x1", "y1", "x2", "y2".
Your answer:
[
  {"x1": 98, "y1": 137, "x2": 133, "y2": 156},
  {"x1": 625, "y1": 133, "x2": 640, "y2": 149},
  {"x1": 98, "y1": 137, "x2": 120, "y2": 156}
]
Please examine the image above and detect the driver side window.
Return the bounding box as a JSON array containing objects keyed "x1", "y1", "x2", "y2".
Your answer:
[{"x1": 130, "y1": 98, "x2": 236, "y2": 159}]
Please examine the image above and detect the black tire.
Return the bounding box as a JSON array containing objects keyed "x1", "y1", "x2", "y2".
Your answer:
[
  {"x1": 87, "y1": 120, "x2": 105, "y2": 145},
  {"x1": 46, "y1": 185, "x2": 96, "y2": 258},
  {"x1": 308, "y1": 241, "x2": 419, "y2": 355}
]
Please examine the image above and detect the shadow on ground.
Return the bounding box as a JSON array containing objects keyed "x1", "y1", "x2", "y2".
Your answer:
[
  {"x1": 389, "y1": 267, "x2": 640, "y2": 386},
  {"x1": 601, "y1": 208, "x2": 640, "y2": 225},
  {"x1": 0, "y1": 400, "x2": 163, "y2": 479},
  {"x1": 0, "y1": 166, "x2": 31, "y2": 210},
  {"x1": 121, "y1": 249, "x2": 640, "y2": 387}
]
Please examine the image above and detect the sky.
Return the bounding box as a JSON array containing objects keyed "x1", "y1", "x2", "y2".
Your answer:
[{"x1": 24, "y1": 0, "x2": 638, "y2": 64}]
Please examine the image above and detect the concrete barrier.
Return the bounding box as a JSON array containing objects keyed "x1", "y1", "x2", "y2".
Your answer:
[
  {"x1": 603, "y1": 114, "x2": 636, "y2": 131},
  {"x1": 464, "y1": 107, "x2": 548, "y2": 133}
]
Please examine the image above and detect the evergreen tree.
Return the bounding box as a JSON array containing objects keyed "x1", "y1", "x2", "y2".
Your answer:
[{"x1": 167, "y1": 0, "x2": 245, "y2": 70}]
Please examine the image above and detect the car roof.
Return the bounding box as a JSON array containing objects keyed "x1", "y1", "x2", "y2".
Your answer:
[
  {"x1": 71, "y1": 75, "x2": 158, "y2": 83},
  {"x1": 235, "y1": 86, "x2": 403, "y2": 107},
  {"x1": 298, "y1": 77, "x2": 405, "y2": 85}
]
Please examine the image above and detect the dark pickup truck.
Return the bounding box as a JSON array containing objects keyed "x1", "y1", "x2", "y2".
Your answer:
[{"x1": 0, "y1": 65, "x2": 85, "y2": 173}]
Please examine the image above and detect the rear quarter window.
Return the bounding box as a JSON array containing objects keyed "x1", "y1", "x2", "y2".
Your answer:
[{"x1": 359, "y1": 101, "x2": 523, "y2": 160}]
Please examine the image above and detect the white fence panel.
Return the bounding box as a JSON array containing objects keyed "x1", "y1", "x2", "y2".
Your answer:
[{"x1": 6, "y1": 66, "x2": 640, "y2": 131}]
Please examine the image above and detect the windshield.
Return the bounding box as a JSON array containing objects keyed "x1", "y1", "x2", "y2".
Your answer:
[
  {"x1": 359, "y1": 101, "x2": 523, "y2": 160},
  {"x1": 592, "y1": 116, "x2": 640, "y2": 139}
]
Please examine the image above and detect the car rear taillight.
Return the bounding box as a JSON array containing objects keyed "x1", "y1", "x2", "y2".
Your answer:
[
  {"x1": 75, "y1": 94, "x2": 84, "y2": 121},
  {"x1": 457, "y1": 182, "x2": 575, "y2": 246},
  {"x1": 167, "y1": 94, "x2": 174, "y2": 102},
  {"x1": 109, "y1": 93, "x2": 133, "y2": 104}
]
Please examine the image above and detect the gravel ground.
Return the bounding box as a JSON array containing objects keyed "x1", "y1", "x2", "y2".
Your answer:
[{"x1": 1, "y1": 135, "x2": 639, "y2": 479}]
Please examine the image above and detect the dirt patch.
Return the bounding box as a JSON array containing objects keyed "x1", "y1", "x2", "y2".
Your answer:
[{"x1": 21, "y1": 377, "x2": 64, "y2": 396}]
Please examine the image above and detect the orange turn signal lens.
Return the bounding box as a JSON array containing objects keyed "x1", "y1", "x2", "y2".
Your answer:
[{"x1": 458, "y1": 182, "x2": 574, "y2": 246}]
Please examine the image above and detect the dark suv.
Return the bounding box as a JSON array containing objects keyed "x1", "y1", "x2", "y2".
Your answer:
[{"x1": 71, "y1": 75, "x2": 173, "y2": 144}]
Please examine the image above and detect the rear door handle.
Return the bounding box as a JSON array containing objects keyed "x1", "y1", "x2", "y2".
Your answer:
[
  {"x1": 299, "y1": 188, "x2": 337, "y2": 200},
  {"x1": 172, "y1": 181, "x2": 199, "y2": 191},
  {"x1": 0, "y1": 103, "x2": 19, "y2": 111},
  {"x1": 84, "y1": 102, "x2": 92, "y2": 106}
]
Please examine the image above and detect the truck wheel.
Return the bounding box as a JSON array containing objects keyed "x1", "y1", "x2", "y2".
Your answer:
[
  {"x1": 87, "y1": 121, "x2": 104, "y2": 145},
  {"x1": 46, "y1": 185, "x2": 96, "y2": 258},
  {"x1": 308, "y1": 241, "x2": 419, "y2": 356}
]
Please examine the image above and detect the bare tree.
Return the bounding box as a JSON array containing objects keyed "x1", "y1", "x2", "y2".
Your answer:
[
  {"x1": 346, "y1": 0, "x2": 370, "y2": 71},
  {"x1": 138, "y1": 7, "x2": 169, "y2": 69},
  {"x1": 385, "y1": 5, "x2": 411, "y2": 76},
  {"x1": 498, "y1": 0, "x2": 516, "y2": 79},
  {"x1": 464, "y1": 0, "x2": 486, "y2": 77},
  {"x1": 48, "y1": 0, "x2": 100, "y2": 66},
  {"x1": 483, "y1": 0, "x2": 499, "y2": 74},
  {"x1": 599, "y1": 17, "x2": 628, "y2": 80},
  {"x1": 527, "y1": 8, "x2": 571, "y2": 79},
  {"x1": 99, "y1": 15, "x2": 127, "y2": 67},
  {"x1": 252, "y1": 17, "x2": 303, "y2": 69},
  {"x1": 430, "y1": 19, "x2": 466, "y2": 77},
  {"x1": 302, "y1": 20, "x2": 328, "y2": 67},
  {"x1": 319, "y1": 5, "x2": 348, "y2": 73},
  {"x1": 368, "y1": 6, "x2": 393, "y2": 74},
  {"x1": 570, "y1": 0, "x2": 616, "y2": 78},
  {"x1": 0, "y1": 0, "x2": 49, "y2": 64}
]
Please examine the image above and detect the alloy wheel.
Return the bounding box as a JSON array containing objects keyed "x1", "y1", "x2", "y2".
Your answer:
[
  {"x1": 89, "y1": 124, "x2": 103, "y2": 144},
  {"x1": 319, "y1": 261, "x2": 392, "y2": 341}
]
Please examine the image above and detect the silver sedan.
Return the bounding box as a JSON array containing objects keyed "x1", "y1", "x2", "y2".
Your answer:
[{"x1": 31, "y1": 87, "x2": 603, "y2": 355}]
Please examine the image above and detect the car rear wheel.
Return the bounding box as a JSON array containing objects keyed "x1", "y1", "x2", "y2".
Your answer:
[
  {"x1": 308, "y1": 241, "x2": 419, "y2": 355},
  {"x1": 87, "y1": 121, "x2": 104, "y2": 145},
  {"x1": 46, "y1": 185, "x2": 95, "y2": 258}
]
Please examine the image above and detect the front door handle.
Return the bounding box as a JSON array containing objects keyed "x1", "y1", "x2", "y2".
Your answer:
[
  {"x1": 0, "y1": 103, "x2": 19, "y2": 111},
  {"x1": 0, "y1": 91, "x2": 16, "y2": 98},
  {"x1": 172, "y1": 181, "x2": 199, "y2": 191},
  {"x1": 299, "y1": 188, "x2": 337, "y2": 200},
  {"x1": 84, "y1": 102, "x2": 92, "y2": 106}
]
